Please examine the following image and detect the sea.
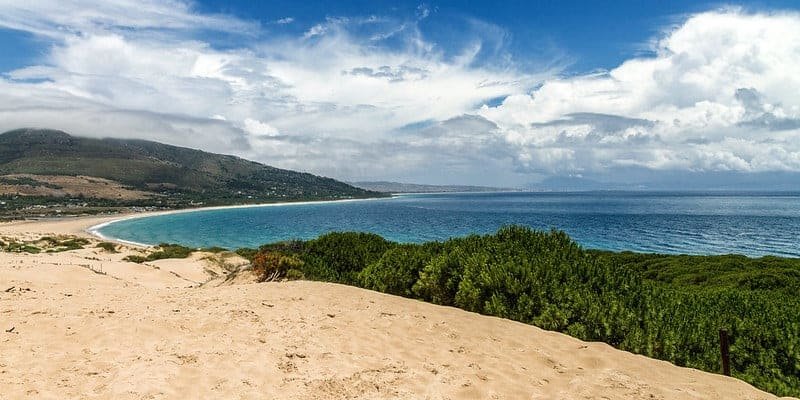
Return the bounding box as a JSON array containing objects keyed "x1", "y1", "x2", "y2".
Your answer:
[{"x1": 94, "y1": 191, "x2": 800, "y2": 257}]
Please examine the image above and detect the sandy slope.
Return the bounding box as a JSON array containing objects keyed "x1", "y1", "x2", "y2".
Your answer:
[{"x1": 0, "y1": 217, "x2": 791, "y2": 399}]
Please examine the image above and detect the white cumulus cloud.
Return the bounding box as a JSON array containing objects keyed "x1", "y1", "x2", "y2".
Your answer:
[
  {"x1": 0, "y1": 2, "x2": 798, "y2": 187},
  {"x1": 479, "y1": 9, "x2": 800, "y2": 177}
]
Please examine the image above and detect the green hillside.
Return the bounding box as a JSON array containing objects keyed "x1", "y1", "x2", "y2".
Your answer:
[{"x1": 0, "y1": 128, "x2": 382, "y2": 215}]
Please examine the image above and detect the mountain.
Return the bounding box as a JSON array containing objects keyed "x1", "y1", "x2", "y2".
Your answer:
[
  {"x1": 528, "y1": 173, "x2": 800, "y2": 192},
  {"x1": 350, "y1": 181, "x2": 517, "y2": 193},
  {"x1": 0, "y1": 128, "x2": 382, "y2": 209},
  {"x1": 526, "y1": 176, "x2": 636, "y2": 191}
]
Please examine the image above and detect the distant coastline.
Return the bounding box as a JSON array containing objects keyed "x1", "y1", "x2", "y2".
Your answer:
[{"x1": 349, "y1": 180, "x2": 519, "y2": 193}]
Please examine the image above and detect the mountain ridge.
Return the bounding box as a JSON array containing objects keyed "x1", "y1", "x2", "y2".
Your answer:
[
  {"x1": 350, "y1": 180, "x2": 517, "y2": 193},
  {"x1": 0, "y1": 128, "x2": 382, "y2": 216}
]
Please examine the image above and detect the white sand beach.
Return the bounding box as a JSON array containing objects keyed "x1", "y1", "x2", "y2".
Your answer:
[{"x1": 0, "y1": 216, "x2": 791, "y2": 399}]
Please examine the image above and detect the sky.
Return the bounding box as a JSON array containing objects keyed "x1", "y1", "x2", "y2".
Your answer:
[{"x1": 0, "y1": 1, "x2": 799, "y2": 189}]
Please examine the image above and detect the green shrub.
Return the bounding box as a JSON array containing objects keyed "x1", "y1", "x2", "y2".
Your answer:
[
  {"x1": 37, "y1": 236, "x2": 90, "y2": 251},
  {"x1": 21, "y1": 245, "x2": 41, "y2": 254},
  {"x1": 251, "y1": 251, "x2": 304, "y2": 282},
  {"x1": 5, "y1": 242, "x2": 41, "y2": 254},
  {"x1": 258, "y1": 240, "x2": 305, "y2": 254},
  {"x1": 358, "y1": 244, "x2": 436, "y2": 297},
  {"x1": 285, "y1": 269, "x2": 305, "y2": 280},
  {"x1": 121, "y1": 244, "x2": 194, "y2": 263},
  {"x1": 123, "y1": 255, "x2": 148, "y2": 263},
  {"x1": 413, "y1": 248, "x2": 466, "y2": 306},
  {"x1": 146, "y1": 243, "x2": 195, "y2": 261},
  {"x1": 235, "y1": 247, "x2": 258, "y2": 261},
  {"x1": 199, "y1": 246, "x2": 227, "y2": 253},
  {"x1": 300, "y1": 232, "x2": 393, "y2": 284},
  {"x1": 58, "y1": 239, "x2": 89, "y2": 251},
  {"x1": 96, "y1": 242, "x2": 119, "y2": 253}
]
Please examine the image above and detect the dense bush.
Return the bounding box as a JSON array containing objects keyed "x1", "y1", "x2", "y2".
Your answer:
[
  {"x1": 300, "y1": 232, "x2": 394, "y2": 284},
  {"x1": 235, "y1": 247, "x2": 258, "y2": 260},
  {"x1": 252, "y1": 226, "x2": 800, "y2": 397},
  {"x1": 251, "y1": 251, "x2": 304, "y2": 282},
  {"x1": 359, "y1": 243, "x2": 439, "y2": 297},
  {"x1": 591, "y1": 251, "x2": 800, "y2": 295}
]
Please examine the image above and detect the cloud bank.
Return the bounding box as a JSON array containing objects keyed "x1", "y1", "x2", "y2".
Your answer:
[
  {"x1": 0, "y1": 2, "x2": 798, "y2": 187},
  {"x1": 479, "y1": 9, "x2": 800, "y2": 181}
]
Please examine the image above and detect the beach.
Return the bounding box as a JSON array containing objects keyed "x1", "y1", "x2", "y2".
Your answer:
[{"x1": 0, "y1": 216, "x2": 789, "y2": 399}]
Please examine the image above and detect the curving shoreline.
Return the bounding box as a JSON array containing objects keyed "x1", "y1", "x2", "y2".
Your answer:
[
  {"x1": 83, "y1": 191, "x2": 800, "y2": 257},
  {"x1": 86, "y1": 196, "x2": 398, "y2": 247}
]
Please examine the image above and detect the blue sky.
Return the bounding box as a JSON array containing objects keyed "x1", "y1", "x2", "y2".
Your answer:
[
  {"x1": 193, "y1": 0, "x2": 800, "y2": 68},
  {"x1": 1, "y1": 1, "x2": 800, "y2": 188},
  {"x1": 202, "y1": 0, "x2": 689, "y2": 72},
  {"x1": 4, "y1": 0, "x2": 791, "y2": 72}
]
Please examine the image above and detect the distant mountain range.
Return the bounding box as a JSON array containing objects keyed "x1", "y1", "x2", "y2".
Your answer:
[
  {"x1": 0, "y1": 129, "x2": 382, "y2": 213},
  {"x1": 350, "y1": 181, "x2": 517, "y2": 193},
  {"x1": 527, "y1": 174, "x2": 800, "y2": 192}
]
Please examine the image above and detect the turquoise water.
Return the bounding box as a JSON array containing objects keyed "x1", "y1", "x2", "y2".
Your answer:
[{"x1": 96, "y1": 192, "x2": 800, "y2": 257}]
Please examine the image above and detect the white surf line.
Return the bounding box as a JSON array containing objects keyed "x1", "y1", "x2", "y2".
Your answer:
[
  {"x1": 88, "y1": 223, "x2": 152, "y2": 248},
  {"x1": 86, "y1": 195, "x2": 400, "y2": 247}
]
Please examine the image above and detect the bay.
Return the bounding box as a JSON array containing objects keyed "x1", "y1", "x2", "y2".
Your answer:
[{"x1": 95, "y1": 191, "x2": 800, "y2": 257}]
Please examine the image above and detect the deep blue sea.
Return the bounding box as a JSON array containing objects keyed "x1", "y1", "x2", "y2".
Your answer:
[{"x1": 95, "y1": 192, "x2": 800, "y2": 257}]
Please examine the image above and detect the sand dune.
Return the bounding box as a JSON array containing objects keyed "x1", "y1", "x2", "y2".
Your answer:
[{"x1": 0, "y1": 217, "x2": 791, "y2": 399}]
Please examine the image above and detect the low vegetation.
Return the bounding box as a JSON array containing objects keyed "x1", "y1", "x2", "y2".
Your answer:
[
  {"x1": 4, "y1": 242, "x2": 42, "y2": 254},
  {"x1": 96, "y1": 242, "x2": 119, "y2": 253},
  {"x1": 199, "y1": 246, "x2": 228, "y2": 254},
  {"x1": 123, "y1": 243, "x2": 195, "y2": 263},
  {"x1": 240, "y1": 226, "x2": 800, "y2": 397},
  {"x1": 1, "y1": 235, "x2": 90, "y2": 253},
  {"x1": 39, "y1": 236, "x2": 90, "y2": 252}
]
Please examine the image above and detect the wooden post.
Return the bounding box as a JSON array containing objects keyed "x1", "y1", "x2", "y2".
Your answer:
[{"x1": 719, "y1": 328, "x2": 731, "y2": 376}]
